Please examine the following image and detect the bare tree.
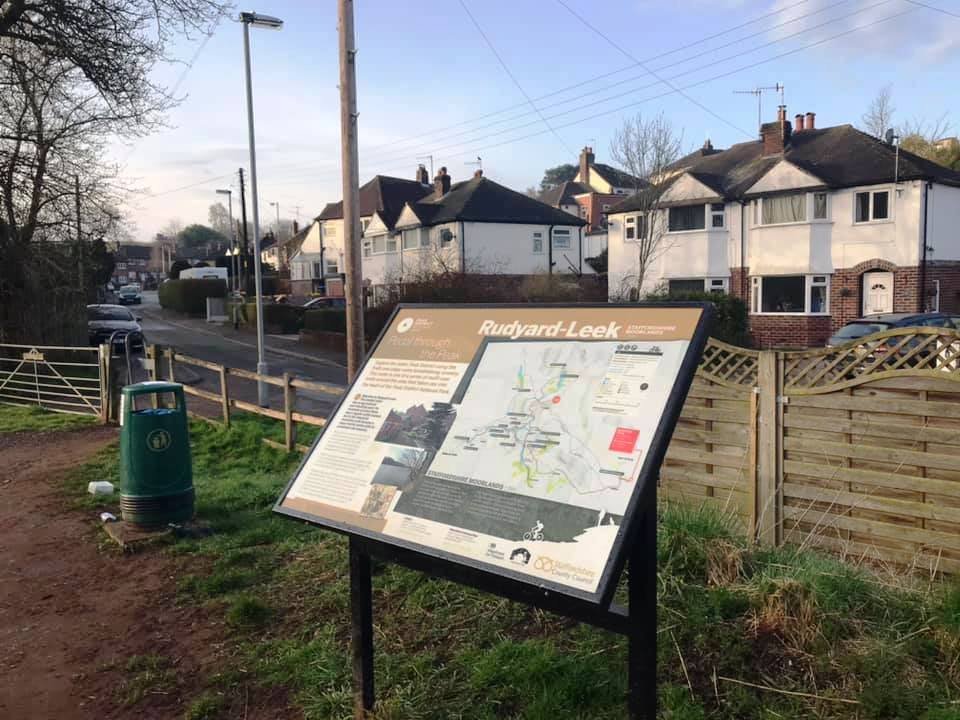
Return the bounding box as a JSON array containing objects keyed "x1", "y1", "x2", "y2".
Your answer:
[
  {"x1": 0, "y1": 0, "x2": 228, "y2": 113},
  {"x1": 208, "y1": 203, "x2": 231, "y2": 238},
  {"x1": 609, "y1": 112, "x2": 683, "y2": 298},
  {"x1": 861, "y1": 84, "x2": 896, "y2": 138}
]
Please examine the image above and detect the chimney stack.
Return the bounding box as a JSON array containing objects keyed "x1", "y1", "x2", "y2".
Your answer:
[
  {"x1": 761, "y1": 106, "x2": 792, "y2": 155},
  {"x1": 293, "y1": 219, "x2": 299, "y2": 234},
  {"x1": 703, "y1": 139, "x2": 713, "y2": 150},
  {"x1": 416, "y1": 164, "x2": 429, "y2": 184},
  {"x1": 473, "y1": 169, "x2": 483, "y2": 179},
  {"x1": 579, "y1": 146, "x2": 595, "y2": 185},
  {"x1": 434, "y1": 166, "x2": 451, "y2": 196},
  {"x1": 794, "y1": 113, "x2": 804, "y2": 132},
  {"x1": 805, "y1": 112, "x2": 816, "y2": 130}
]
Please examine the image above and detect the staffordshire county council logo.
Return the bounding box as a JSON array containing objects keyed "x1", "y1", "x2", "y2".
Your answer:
[
  {"x1": 396, "y1": 317, "x2": 414, "y2": 334},
  {"x1": 146, "y1": 429, "x2": 172, "y2": 452}
]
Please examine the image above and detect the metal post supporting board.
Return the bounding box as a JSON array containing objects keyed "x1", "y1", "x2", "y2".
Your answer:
[{"x1": 350, "y1": 539, "x2": 375, "y2": 718}]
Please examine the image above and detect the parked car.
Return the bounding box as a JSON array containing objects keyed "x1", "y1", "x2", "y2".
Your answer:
[
  {"x1": 117, "y1": 284, "x2": 142, "y2": 305},
  {"x1": 827, "y1": 313, "x2": 958, "y2": 347},
  {"x1": 87, "y1": 304, "x2": 145, "y2": 350},
  {"x1": 302, "y1": 296, "x2": 346, "y2": 310}
]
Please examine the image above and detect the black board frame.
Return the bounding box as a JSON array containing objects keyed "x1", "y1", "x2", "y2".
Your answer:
[{"x1": 274, "y1": 302, "x2": 714, "y2": 719}]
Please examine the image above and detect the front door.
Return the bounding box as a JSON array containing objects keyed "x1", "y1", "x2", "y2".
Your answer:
[{"x1": 862, "y1": 271, "x2": 894, "y2": 314}]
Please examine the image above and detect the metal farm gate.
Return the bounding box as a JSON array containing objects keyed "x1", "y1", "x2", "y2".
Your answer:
[{"x1": 0, "y1": 343, "x2": 108, "y2": 419}]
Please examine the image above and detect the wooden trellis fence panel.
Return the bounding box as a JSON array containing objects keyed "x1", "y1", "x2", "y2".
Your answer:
[{"x1": 665, "y1": 328, "x2": 960, "y2": 574}]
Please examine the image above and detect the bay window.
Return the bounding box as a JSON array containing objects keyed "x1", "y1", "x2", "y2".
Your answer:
[
  {"x1": 751, "y1": 274, "x2": 830, "y2": 314},
  {"x1": 668, "y1": 204, "x2": 706, "y2": 232}
]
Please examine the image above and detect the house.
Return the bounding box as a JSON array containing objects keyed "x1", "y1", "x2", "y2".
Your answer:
[
  {"x1": 607, "y1": 107, "x2": 960, "y2": 347},
  {"x1": 540, "y1": 147, "x2": 645, "y2": 266},
  {"x1": 288, "y1": 171, "x2": 433, "y2": 296},
  {"x1": 112, "y1": 244, "x2": 153, "y2": 286},
  {"x1": 363, "y1": 167, "x2": 588, "y2": 305}
]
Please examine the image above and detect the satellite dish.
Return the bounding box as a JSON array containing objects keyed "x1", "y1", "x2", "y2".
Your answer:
[
  {"x1": 885, "y1": 128, "x2": 896, "y2": 145},
  {"x1": 439, "y1": 229, "x2": 454, "y2": 243}
]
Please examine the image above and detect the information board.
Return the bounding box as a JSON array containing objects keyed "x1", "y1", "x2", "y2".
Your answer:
[{"x1": 275, "y1": 304, "x2": 708, "y2": 605}]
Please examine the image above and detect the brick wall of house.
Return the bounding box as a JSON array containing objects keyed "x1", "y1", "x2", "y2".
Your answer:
[
  {"x1": 575, "y1": 193, "x2": 621, "y2": 233},
  {"x1": 749, "y1": 314, "x2": 834, "y2": 349}
]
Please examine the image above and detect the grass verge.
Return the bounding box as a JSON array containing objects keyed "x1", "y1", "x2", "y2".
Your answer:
[
  {"x1": 60, "y1": 418, "x2": 960, "y2": 719},
  {"x1": 0, "y1": 404, "x2": 97, "y2": 433}
]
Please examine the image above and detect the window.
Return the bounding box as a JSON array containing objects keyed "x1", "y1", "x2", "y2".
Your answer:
[
  {"x1": 553, "y1": 228, "x2": 571, "y2": 249},
  {"x1": 814, "y1": 192, "x2": 828, "y2": 219},
  {"x1": 532, "y1": 232, "x2": 543, "y2": 254},
  {"x1": 668, "y1": 279, "x2": 706, "y2": 294},
  {"x1": 667, "y1": 278, "x2": 728, "y2": 295},
  {"x1": 752, "y1": 275, "x2": 830, "y2": 314},
  {"x1": 386, "y1": 236, "x2": 397, "y2": 252},
  {"x1": 625, "y1": 216, "x2": 636, "y2": 240},
  {"x1": 402, "y1": 230, "x2": 419, "y2": 250},
  {"x1": 325, "y1": 258, "x2": 338, "y2": 275},
  {"x1": 362, "y1": 240, "x2": 371, "y2": 257},
  {"x1": 372, "y1": 237, "x2": 386, "y2": 254},
  {"x1": 361, "y1": 219, "x2": 371, "y2": 231},
  {"x1": 761, "y1": 193, "x2": 806, "y2": 225},
  {"x1": 668, "y1": 204, "x2": 706, "y2": 231},
  {"x1": 420, "y1": 227, "x2": 431, "y2": 247},
  {"x1": 312, "y1": 262, "x2": 322, "y2": 278},
  {"x1": 602, "y1": 203, "x2": 611, "y2": 211},
  {"x1": 855, "y1": 190, "x2": 890, "y2": 223},
  {"x1": 711, "y1": 203, "x2": 725, "y2": 228}
]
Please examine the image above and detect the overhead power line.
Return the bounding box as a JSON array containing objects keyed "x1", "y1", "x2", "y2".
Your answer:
[
  {"x1": 903, "y1": 0, "x2": 960, "y2": 18},
  {"x1": 264, "y1": 3, "x2": 915, "y2": 191},
  {"x1": 143, "y1": 173, "x2": 234, "y2": 198},
  {"x1": 456, "y1": 0, "x2": 574, "y2": 156},
  {"x1": 265, "y1": 0, "x2": 887, "y2": 177},
  {"x1": 554, "y1": 0, "x2": 751, "y2": 137},
  {"x1": 359, "y1": 0, "x2": 822, "y2": 157}
]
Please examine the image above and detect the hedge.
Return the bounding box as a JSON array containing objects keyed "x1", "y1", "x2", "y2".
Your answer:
[
  {"x1": 158, "y1": 279, "x2": 227, "y2": 316},
  {"x1": 304, "y1": 308, "x2": 347, "y2": 334},
  {"x1": 643, "y1": 291, "x2": 750, "y2": 346},
  {"x1": 262, "y1": 303, "x2": 305, "y2": 334}
]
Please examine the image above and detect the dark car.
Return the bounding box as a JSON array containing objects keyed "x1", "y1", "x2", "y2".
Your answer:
[
  {"x1": 87, "y1": 304, "x2": 145, "y2": 350},
  {"x1": 827, "y1": 313, "x2": 957, "y2": 347}
]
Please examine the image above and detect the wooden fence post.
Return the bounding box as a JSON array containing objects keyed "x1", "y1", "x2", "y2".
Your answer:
[
  {"x1": 146, "y1": 344, "x2": 159, "y2": 408},
  {"x1": 283, "y1": 372, "x2": 296, "y2": 451},
  {"x1": 220, "y1": 366, "x2": 231, "y2": 426},
  {"x1": 755, "y1": 351, "x2": 781, "y2": 545},
  {"x1": 98, "y1": 343, "x2": 110, "y2": 424}
]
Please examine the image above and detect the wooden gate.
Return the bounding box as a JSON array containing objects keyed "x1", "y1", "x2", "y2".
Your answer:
[
  {"x1": 0, "y1": 343, "x2": 108, "y2": 420},
  {"x1": 664, "y1": 327, "x2": 960, "y2": 574}
]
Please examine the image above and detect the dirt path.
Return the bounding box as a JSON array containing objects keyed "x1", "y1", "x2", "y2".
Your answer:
[{"x1": 0, "y1": 426, "x2": 284, "y2": 719}]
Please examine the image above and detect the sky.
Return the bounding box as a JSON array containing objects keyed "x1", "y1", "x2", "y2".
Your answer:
[{"x1": 115, "y1": 0, "x2": 960, "y2": 243}]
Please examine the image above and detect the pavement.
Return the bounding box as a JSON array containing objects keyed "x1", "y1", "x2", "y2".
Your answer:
[{"x1": 135, "y1": 291, "x2": 347, "y2": 417}]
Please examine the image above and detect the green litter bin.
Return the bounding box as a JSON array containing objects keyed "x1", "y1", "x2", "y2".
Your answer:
[{"x1": 119, "y1": 381, "x2": 194, "y2": 527}]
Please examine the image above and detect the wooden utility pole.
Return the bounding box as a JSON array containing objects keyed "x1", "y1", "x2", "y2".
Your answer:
[
  {"x1": 75, "y1": 175, "x2": 84, "y2": 296},
  {"x1": 339, "y1": 0, "x2": 364, "y2": 381}
]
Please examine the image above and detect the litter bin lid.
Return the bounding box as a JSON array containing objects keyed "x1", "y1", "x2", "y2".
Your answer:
[{"x1": 123, "y1": 381, "x2": 182, "y2": 397}]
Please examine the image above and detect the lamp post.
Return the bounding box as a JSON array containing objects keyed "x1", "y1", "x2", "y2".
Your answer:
[
  {"x1": 269, "y1": 201, "x2": 281, "y2": 240},
  {"x1": 216, "y1": 188, "x2": 237, "y2": 293},
  {"x1": 240, "y1": 10, "x2": 282, "y2": 406}
]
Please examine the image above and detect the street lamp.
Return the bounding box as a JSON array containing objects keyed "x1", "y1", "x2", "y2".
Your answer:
[
  {"x1": 240, "y1": 10, "x2": 283, "y2": 406},
  {"x1": 269, "y1": 201, "x2": 281, "y2": 240},
  {"x1": 216, "y1": 188, "x2": 237, "y2": 293}
]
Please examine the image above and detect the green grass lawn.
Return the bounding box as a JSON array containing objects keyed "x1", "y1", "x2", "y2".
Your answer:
[
  {"x1": 0, "y1": 404, "x2": 98, "y2": 433},
  {"x1": 62, "y1": 418, "x2": 960, "y2": 720}
]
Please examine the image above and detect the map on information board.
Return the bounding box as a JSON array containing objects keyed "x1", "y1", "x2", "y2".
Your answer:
[{"x1": 275, "y1": 305, "x2": 708, "y2": 604}]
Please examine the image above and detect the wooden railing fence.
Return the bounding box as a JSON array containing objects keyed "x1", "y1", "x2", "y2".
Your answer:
[{"x1": 144, "y1": 345, "x2": 340, "y2": 453}]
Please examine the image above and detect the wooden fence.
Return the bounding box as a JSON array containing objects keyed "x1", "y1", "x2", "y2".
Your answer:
[
  {"x1": 146, "y1": 326, "x2": 960, "y2": 574},
  {"x1": 663, "y1": 326, "x2": 960, "y2": 575},
  {"x1": 143, "y1": 345, "x2": 339, "y2": 453}
]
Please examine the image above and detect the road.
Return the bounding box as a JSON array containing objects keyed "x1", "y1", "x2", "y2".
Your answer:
[{"x1": 136, "y1": 291, "x2": 347, "y2": 417}]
